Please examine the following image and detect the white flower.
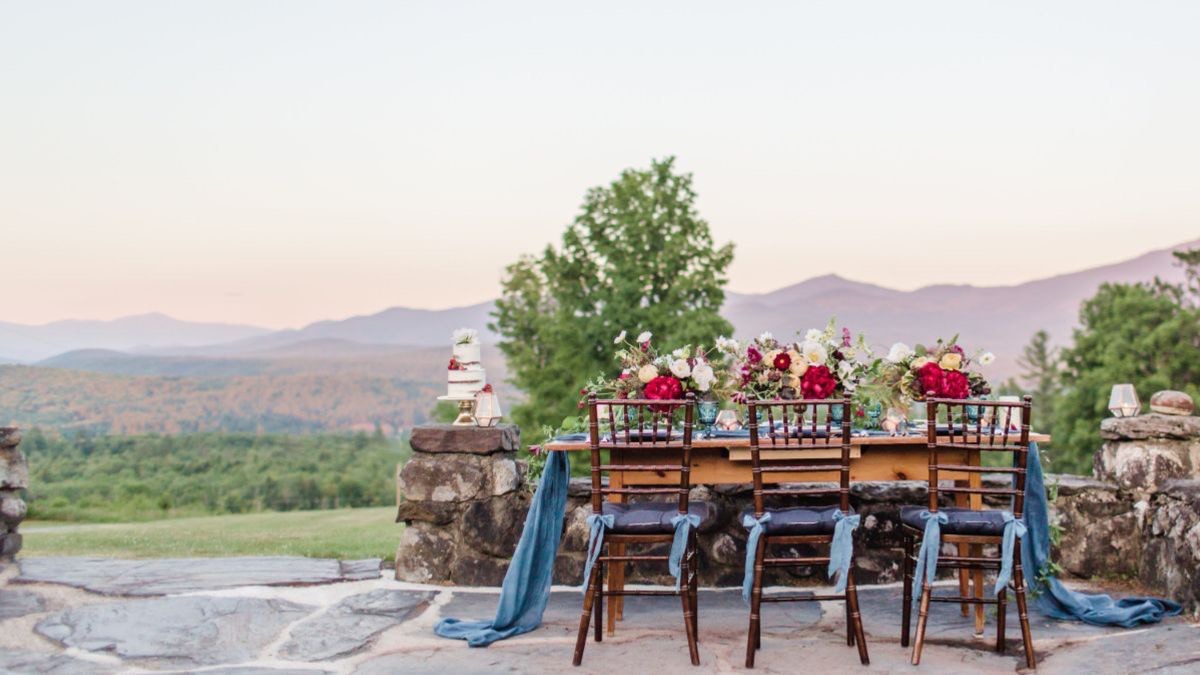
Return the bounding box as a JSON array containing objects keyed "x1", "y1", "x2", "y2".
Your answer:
[
  {"x1": 691, "y1": 362, "x2": 715, "y2": 391},
  {"x1": 804, "y1": 328, "x2": 823, "y2": 343},
  {"x1": 636, "y1": 331, "x2": 653, "y2": 344},
  {"x1": 716, "y1": 336, "x2": 739, "y2": 353},
  {"x1": 801, "y1": 341, "x2": 828, "y2": 365},
  {"x1": 672, "y1": 347, "x2": 689, "y2": 359},
  {"x1": 669, "y1": 358, "x2": 692, "y2": 379},
  {"x1": 886, "y1": 342, "x2": 913, "y2": 363},
  {"x1": 838, "y1": 359, "x2": 856, "y2": 380},
  {"x1": 842, "y1": 346, "x2": 858, "y2": 361},
  {"x1": 637, "y1": 364, "x2": 658, "y2": 383},
  {"x1": 758, "y1": 331, "x2": 774, "y2": 344},
  {"x1": 452, "y1": 328, "x2": 478, "y2": 345},
  {"x1": 613, "y1": 330, "x2": 627, "y2": 345},
  {"x1": 979, "y1": 352, "x2": 995, "y2": 366}
]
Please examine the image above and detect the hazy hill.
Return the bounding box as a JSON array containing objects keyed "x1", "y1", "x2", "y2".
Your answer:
[{"x1": 0, "y1": 313, "x2": 270, "y2": 362}]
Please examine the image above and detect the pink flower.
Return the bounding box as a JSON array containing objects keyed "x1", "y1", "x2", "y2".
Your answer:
[
  {"x1": 747, "y1": 345, "x2": 763, "y2": 364},
  {"x1": 842, "y1": 327, "x2": 852, "y2": 347}
]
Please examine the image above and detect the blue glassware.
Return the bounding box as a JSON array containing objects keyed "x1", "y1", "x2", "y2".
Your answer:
[
  {"x1": 830, "y1": 403, "x2": 844, "y2": 425},
  {"x1": 698, "y1": 399, "x2": 720, "y2": 438}
]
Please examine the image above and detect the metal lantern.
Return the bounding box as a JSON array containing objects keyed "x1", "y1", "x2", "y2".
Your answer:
[
  {"x1": 474, "y1": 386, "x2": 503, "y2": 427},
  {"x1": 714, "y1": 409, "x2": 741, "y2": 431},
  {"x1": 1108, "y1": 384, "x2": 1141, "y2": 418}
]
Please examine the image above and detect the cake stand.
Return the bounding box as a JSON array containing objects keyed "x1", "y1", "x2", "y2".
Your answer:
[{"x1": 437, "y1": 394, "x2": 477, "y2": 426}]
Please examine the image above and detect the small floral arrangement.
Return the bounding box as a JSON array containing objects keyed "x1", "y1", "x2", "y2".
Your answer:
[
  {"x1": 579, "y1": 331, "x2": 728, "y2": 407},
  {"x1": 791, "y1": 319, "x2": 875, "y2": 399},
  {"x1": 452, "y1": 328, "x2": 478, "y2": 345},
  {"x1": 726, "y1": 332, "x2": 793, "y2": 401},
  {"x1": 872, "y1": 336, "x2": 993, "y2": 408}
]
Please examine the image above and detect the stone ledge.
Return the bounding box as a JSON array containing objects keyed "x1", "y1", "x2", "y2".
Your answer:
[
  {"x1": 1046, "y1": 473, "x2": 1120, "y2": 497},
  {"x1": 409, "y1": 424, "x2": 519, "y2": 455},
  {"x1": 0, "y1": 427, "x2": 20, "y2": 449},
  {"x1": 1100, "y1": 413, "x2": 1200, "y2": 441},
  {"x1": 1158, "y1": 478, "x2": 1200, "y2": 501}
]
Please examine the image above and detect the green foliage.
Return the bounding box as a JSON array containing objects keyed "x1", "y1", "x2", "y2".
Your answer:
[
  {"x1": 1049, "y1": 253, "x2": 1200, "y2": 473},
  {"x1": 430, "y1": 400, "x2": 460, "y2": 424},
  {"x1": 21, "y1": 429, "x2": 408, "y2": 522},
  {"x1": 1017, "y1": 329, "x2": 1060, "y2": 433},
  {"x1": 492, "y1": 157, "x2": 735, "y2": 432}
]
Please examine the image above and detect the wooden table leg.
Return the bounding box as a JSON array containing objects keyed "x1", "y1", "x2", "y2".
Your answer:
[
  {"x1": 955, "y1": 485, "x2": 971, "y2": 617},
  {"x1": 966, "y1": 448, "x2": 985, "y2": 634},
  {"x1": 607, "y1": 455, "x2": 624, "y2": 636}
]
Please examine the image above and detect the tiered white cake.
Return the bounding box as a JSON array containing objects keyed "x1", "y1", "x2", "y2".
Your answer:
[{"x1": 447, "y1": 328, "x2": 486, "y2": 398}]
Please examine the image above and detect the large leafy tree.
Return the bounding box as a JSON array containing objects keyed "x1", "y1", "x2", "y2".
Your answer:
[
  {"x1": 1049, "y1": 250, "x2": 1200, "y2": 473},
  {"x1": 492, "y1": 157, "x2": 735, "y2": 431}
]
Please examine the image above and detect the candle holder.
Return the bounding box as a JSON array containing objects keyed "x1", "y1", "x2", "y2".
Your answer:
[{"x1": 1108, "y1": 384, "x2": 1141, "y2": 418}]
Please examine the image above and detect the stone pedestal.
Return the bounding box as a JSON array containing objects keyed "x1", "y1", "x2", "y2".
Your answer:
[
  {"x1": 1095, "y1": 414, "x2": 1200, "y2": 499},
  {"x1": 394, "y1": 424, "x2": 526, "y2": 585},
  {"x1": 1, "y1": 427, "x2": 27, "y2": 558}
]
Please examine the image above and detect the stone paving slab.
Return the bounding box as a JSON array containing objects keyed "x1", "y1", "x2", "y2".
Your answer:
[
  {"x1": 35, "y1": 596, "x2": 314, "y2": 667},
  {"x1": 279, "y1": 589, "x2": 436, "y2": 661},
  {"x1": 16, "y1": 557, "x2": 381, "y2": 596},
  {"x1": 0, "y1": 650, "x2": 113, "y2": 675},
  {"x1": 0, "y1": 587, "x2": 46, "y2": 620}
]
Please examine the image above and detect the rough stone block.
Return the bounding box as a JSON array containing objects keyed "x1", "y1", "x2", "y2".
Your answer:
[
  {"x1": 1100, "y1": 413, "x2": 1200, "y2": 441},
  {"x1": 0, "y1": 427, "x2": 20, "y2": 449},
  {"x1": 1094, "y1": 439, "x2": 1193, "y2": 495},
  {"x1": 1, "y1": 492, "x2": 28, "y2": 526},
  {"x1": 1141, "y1": 479, "x2": 1200, "y2": 612},
  {"x1": 409, "y1": 424, "x2": 519, "y2": 455},
  {"x1": 395, "y1": 523, "x2": 457, "y2": 584},
  {"x1": 0, "y1": 447, "x2": 28, "y2": 490},
  {"x1": 397, "y1": 453, "x2": 487, "y2": 502},
  {"x1": 394, "y1": 499, "x2": 464, "y2": 526},
  {"x1": 1047, "y1": 474, "x2": 1140, "y2": 579},
  {"x1": 461, "y1": 493, "x2": 531, "y2": 559}
]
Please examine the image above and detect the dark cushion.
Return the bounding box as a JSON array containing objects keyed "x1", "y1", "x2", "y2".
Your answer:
[
  {"x1": 739, "y1": 505, "x2": 852, "y2": 536},
  {"x1": 601, "y1": 501, "x2": 717, "y2": 535},
  {"x1": 900, "y1": 505, "x2": 1008, "y2": 536}
]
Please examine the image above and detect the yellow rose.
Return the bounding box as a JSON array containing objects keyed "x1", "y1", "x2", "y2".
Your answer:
[
  {"x1": 912, "y1": 356, "x2": 932, "y2": 369},
  {"x1": 637, "y1": 364, "x2": 658, "y2": 383},
  {"x1": 939, "y1": 353, "x2": 963, "y2": 371},
  {"x1": 789, "y1": 359, "x2": 808, "y2": 376},
  {"x1": 784, "y1": 373, "x2": 802, "y2": 390}
]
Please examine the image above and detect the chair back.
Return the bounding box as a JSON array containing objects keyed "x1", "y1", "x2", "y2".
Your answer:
[
  {"x1": 924, "y1": 395, "x2": 1032, "y2": 518},
  {"x1": 747, "y1": 396, "x2": 853, "y2": 517},
  {"x1": 586, "y1": 393, "x2": 696, "y2": 516}
]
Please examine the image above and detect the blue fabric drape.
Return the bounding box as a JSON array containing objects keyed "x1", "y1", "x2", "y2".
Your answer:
[
  {"x1": 434, "y1": 450, "x2": 571, "y2": 646},
  {"x1": 668, "y1": 513, "x2": 701, "y2": 590},
  {"x1": 1022, "y1": 442, "x2": 1182, "y2": 626},
  {"x1": 994, "y1": 511, "x2": 1027, "y2": 595},
  {"x1": 581, "y1": 513, "x2": 615, "y2": 594},
  {"x1": 741, "y1": 512, "x2": 772, "y2": 604},
  {"x1": 828, "y1": 511, "x2": 861, "y2": 594},
  {"x1": 911, "y1": 510, "x2": 949, "y2": 588}
]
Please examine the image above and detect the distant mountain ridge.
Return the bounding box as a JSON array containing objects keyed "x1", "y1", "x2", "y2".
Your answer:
[{"x1": 0, "y1": 313, "x2": 270, "y2": 362}]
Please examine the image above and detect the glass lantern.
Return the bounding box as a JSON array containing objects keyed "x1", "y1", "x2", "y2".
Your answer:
[
  {"x1": 474, "y1": 387, "x2": 503, "y2": 427},
  {"x1": 1108, "y1": 384, "x2": 1140, "y2": 418}
]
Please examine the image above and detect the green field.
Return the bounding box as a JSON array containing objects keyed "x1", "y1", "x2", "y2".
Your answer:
[{"x1": 20, "y1": 507, "x2": 400, "y2": 560}]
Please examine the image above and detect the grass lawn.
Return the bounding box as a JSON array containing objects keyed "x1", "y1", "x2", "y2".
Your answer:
[{"x1": 20, "y1": 507, "x2": 400, "y2": 561}]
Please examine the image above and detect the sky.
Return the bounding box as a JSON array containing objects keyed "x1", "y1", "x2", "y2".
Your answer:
[{"x1": 2, "y1": 1, "x2": 1198, "y2": 329}]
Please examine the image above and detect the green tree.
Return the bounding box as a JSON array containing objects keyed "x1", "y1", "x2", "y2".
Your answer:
[
  {"x1": 1050, "y1": 253, "x2": 1200, "y2": 473},
  {"x1": 1016, "y1": 329, "x2": 1060, "y2": 430},
  {"x1": 492, "y1": 157, "x2": 735, "y2": 430}
]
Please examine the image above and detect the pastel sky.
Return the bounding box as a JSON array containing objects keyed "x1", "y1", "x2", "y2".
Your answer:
[{"x1": 3, "y1": 1, "x2": 1198, "y2": 329}]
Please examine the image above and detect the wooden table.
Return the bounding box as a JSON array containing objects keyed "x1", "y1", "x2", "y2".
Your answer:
[{"x1": 545, "y1": 432, "x2": 1050, "y2": 636}]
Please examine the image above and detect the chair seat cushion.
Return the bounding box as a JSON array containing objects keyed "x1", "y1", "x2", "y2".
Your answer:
[
  {"x1": 601, "y1": 501, "x2": 718, "y2": 535},
  {"x1": 900, "y1": 505, "x2": 1008, "y2": 536},
  {"x1": 738, "y1": 505, "x2": 853, "y2": 536}
]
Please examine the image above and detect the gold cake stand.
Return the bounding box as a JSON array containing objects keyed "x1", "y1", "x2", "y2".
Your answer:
[{"x1": 437, "y1": 394, "x2": 477, "y2": 426}]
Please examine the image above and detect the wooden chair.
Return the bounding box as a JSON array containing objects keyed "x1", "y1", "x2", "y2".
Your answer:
[
  {"x1": 902, "y1": 395, "x2": 1036, "y2": 668},
  {"x1": 573, "y1": 392, "x2": 713, "y2": 667},
  {"x1": 744, "y1": 396, "x2": 869, "y2": 668}
]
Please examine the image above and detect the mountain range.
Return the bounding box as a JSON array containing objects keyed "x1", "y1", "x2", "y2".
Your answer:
[{"x1": 3, "y1": 238, "x2": 1194, "y2": 370}]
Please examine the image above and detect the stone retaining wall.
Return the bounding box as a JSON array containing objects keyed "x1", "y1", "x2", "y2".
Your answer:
[{"x1": 1, "y1": 427, "x2": 27, "y2": 558}]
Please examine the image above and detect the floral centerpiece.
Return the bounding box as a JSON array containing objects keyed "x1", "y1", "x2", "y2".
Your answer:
[
  {"x1": 727, "y1": 321, "x2": 874, "y2": 402},
  {"x1": 580, "y1": 331, "x2": 727, "y2": 407},
  {"x1": 869, "y1": 336, "x2": 993, "y2": 410},
  {"x1": 726, "y1": 332, "x2": 794, "y2": 401}
]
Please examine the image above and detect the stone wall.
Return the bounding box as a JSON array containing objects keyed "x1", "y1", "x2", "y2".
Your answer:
[{"x1": 1, "y1": 427, "x2": 28, "y2": 558}]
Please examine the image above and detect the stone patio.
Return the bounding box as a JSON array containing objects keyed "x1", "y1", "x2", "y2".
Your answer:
[{"x1": 2, "y1": 556, "x2": 1197, "y2": 674}]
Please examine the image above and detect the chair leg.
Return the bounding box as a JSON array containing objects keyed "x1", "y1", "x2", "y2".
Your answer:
[
  {"x1": 971, "y1": 543, "x2": 986, "y2": 634},
  {"x1": 901, "y1": 533, "x2": 914, "y2": 647},
  {"x1": 745, "y1": 536, "x2": 766, "y2": 668},
  {"x1": 573, "y1": 561, "x2": 602, "y2": 666},
  {"x1": 958, "y1": 542, "x2": 971, "y2": 617},
  {"x1": 996, "y1": 585, "x2": 1007, "y2": 653},
  {"x1": 846, "y1": 563, "x2": 870, "y2": 665},
  {"x1": 845, "y1": 590, "x2": 854, "y2": 646},
  {"x1": 1013, "y1": 541, "x2": 1036, "y2": 669},
  {"x1": 911, "y1": 581, "x2": 933, "y2": 666},
  {"x1": 688, "y1": 536, "x2": 699, "y2": 642},
  {"x1": 679, "y1": 546, "x2": 700, "y2": 666},
  {"x1": 594, "y1": 560, "x2": 604, "y2": 643}
]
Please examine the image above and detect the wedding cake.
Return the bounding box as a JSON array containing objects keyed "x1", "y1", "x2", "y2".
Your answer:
[{"x1": 447, "y1": 328, "x2": 487, "y2": 397}]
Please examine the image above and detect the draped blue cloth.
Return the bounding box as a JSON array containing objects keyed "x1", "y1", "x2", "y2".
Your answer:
[
  {"x1": 581, "y1": 513, "x2": 615, "y2": 594},
  {"x1": 994, "y1": 511, "x2": 1026, "y2": 596},
  {"x1": 669, "y1": 513, "x2": 701, "y2": 590},
  {"x1": 434, "y1": 450, "x2": 571, "y2": 646},
  {"x1": 741, "y1": 512, "x2": 772, "y2": 603},
  {"x1": 828, "y1": 511, "x2": 861, "y2": 594},
  {"x1": 911, "y1": 510, "x2": 948, "y2": 588},
  {"x1": 1022, "y1": 442, "x2": 1182, "y2": 626}
]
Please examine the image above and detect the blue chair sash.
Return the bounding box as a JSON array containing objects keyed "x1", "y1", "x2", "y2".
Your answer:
[
  {"x1": 581, "y1": 513, "x2": 615, "y2": 593},
  {"x1": 668, "y1": 513, "x2": 702, "y2": 590},
  {"x1": 828, "y1": 511, "x2": 861, "y2": 594},
  {"x1": 741, "y1": 512, "x2": 772, "y2": 604},
  {"x1": 912, "y1": 509, "x2": 949, "y2": 588}
]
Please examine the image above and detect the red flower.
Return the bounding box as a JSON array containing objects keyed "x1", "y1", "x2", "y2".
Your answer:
[
  {"x1": 800, "y1": 365, "x2": 838, "y2": 399},
  {"x1": 644, "y1": 375, "x2": 684, "y2": 402},
  {"x1": 773, "y1": 351, "x2": 791, "y2": 371},
  {"x1": 482, "y1": 384, "x2": 494, "y2": 393},
  {"x1": 941, "y1": 370, "x2": 971, "y2": 399},
  {"x1": 917, "y1": 362, "x2": 944, "y2": 397},
  {"x1": 747, "y1": 345, "x2": 763, "y2": 364}
]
